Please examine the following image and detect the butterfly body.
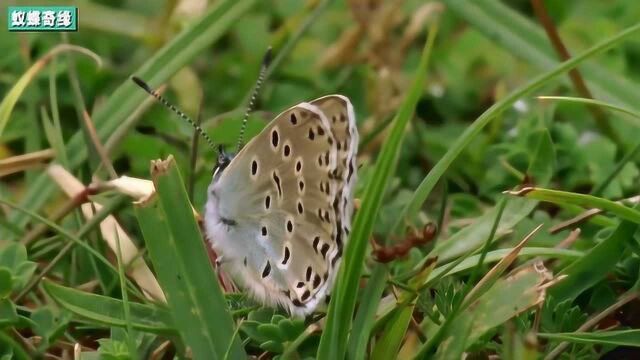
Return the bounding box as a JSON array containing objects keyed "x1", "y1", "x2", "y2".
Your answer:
[{"x1": 204, "y1": 95, "x2": 357, "y2": 316}]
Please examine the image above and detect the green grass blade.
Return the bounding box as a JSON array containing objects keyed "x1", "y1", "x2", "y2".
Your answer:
[
  {"x1": 372, "y1": 262, "x2": 436, "y2": 360},
  {"x1": 537, "y1": 96, "x2": 640, "y2": 122},
  {"x1": 316, "y1": 20, "x2": 440, "y2": 359},
  {"x1": 391, "y1": 22, "x2": 640, "y2": 235},
  {"x1": 0, "y1": 45, "x2": 100, "y2": 139},
  {"x1": 433, "y1": 129, "x2": 555, "y2": 262},
  {"x1": 348, "y1": 265, "x2": 388, "y2": 360},
  {"x1": 444, "y1": 0, "x2": 640, "y2": 110},
  {"x1": 135, "y1": 157, "x2": 244, "y2": 359},
  {"x1": 549, "y1": 202, "x2": 640, "y2": 301},
  {"x1": 372, "y1": 306, "x2": 415, "y2": 360},
  {"x1": 425, "y1": 247, "x2": 582, "y2": 285},
  {"x1": 537, "y1": 96, "x2": 640, "y2": 197},
  {"x1": 506, "y1": 188, "x2": 640, "y2": 224},
  {"x1": 7, "y1": 0, "x2": 257, "y2": 237},
  {"x1": 114, "y1": 228, "x2": 137, "y2": 359},
  {"x1": 539, "y1": 330, "x2": 640, "y2": 347},
  {"x1": 43, "y1": 281, "x2": 174, "y2": 334}
]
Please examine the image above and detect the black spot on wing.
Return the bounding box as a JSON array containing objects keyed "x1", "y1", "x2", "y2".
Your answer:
[
  {"x1": 273, "y1": 171, "x2": 282, "y2": 197},
  {"x1": 306, "y1": 266, "x2": 312, "y2": 281},
  {"x1": 262, "y1": 261, "x2": 271, "y2": 278},
  {"x1": 282, "y1": 247, "x2": 290, "y2": 265}
]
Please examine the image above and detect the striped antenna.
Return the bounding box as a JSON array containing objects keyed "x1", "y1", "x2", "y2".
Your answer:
[
  {"x1": 236, "y1": 46, "x2": 272, "y2": 153},
  {"x1": 131, "y1": 76, "x2": 217, "y2": 151}
]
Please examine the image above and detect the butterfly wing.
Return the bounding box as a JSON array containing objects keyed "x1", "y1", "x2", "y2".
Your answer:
[
  {"x1": 205, "y1": 98, "x2": 357, "y2": 316},
  {"x1": 309, "y1": 95, "x2": 359, "y2": 284}
]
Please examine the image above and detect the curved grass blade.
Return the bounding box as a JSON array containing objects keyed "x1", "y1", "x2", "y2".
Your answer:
[
  {"x1": 433, "y1": 129, "x2": 555, "y2": 262},
  {"x1": 0, "y1": 45, "x2": 101, "y2": 138},
  {"x1": 135, "y1": 156, "x2": 244, "y2": 359},
  {"x1": 506, "y1": 187, "x2": 640, "y2": 224},
  {"x1": 549, "y1": 202, "x2": 640, "y2": 301},
  {"x1": 43, "y1": 281, "x2": 174, "y2": 334},
  {"x1": 391, "y1": 22, "x2": 640, "y2": 235},
  {"x1": 539, "y1": 330, "x2": 640, "y2": 347},
  {"x1": 443, "y1": 0, "x2": 640, "y2": 111},
  {"x1": 316, "y1": 19, "x2": 440, "y2": 359}
]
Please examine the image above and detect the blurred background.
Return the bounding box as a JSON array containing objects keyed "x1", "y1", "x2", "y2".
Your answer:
[
  {"x1": 2, "y1": 0, "x2": 639, "y2": 209},
  {"x1": 1, "y1": 0, "x2": 640, "y2": 358}
]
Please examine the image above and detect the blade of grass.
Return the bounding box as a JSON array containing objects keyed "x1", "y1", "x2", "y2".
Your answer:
[
  {"x1": 0, "y1": 197, "x2": 142, "y2": 302},
  {"x1": 537, "y1": 96, "x2": 640, "y2": 197},
  {"x1": 426, "y1": 247, "x2": 582, "y2": 285},
  {"x1": 135, "y1": 156, "x2": 243, "y2": 359},
  {"x1": 545, "y1": 290, "x2": 639, "y2": 360},
  {"x1": 432, "y1": 263, "x2": 555, "y2": 359},
  {"x1": 316, "y1": 19, "x2": 440, "y2": 359},
  {"x1": 114, "y1": 228, "x2": 137, "y2": 360},
  {"x1": 530, "y1": 0, "x2": 621, "y2": 146},
  {"x1": 549, "y1": 201, "x2": 640, "y2": 301},
  {"x1": 465, "y1": 197, "x2": 508, "y2": 289},
  {"x1": 372, "y1": 260, "x2": 437, "y2": 360},
  {"x1": 391, "y1": 22, "x2": 640, "y2": 235},
  {"x1": 43, "y1": 281, "x2": 174, "y2": 334},
  {"x1": 506, "y1": 187, "x2": 640, "y2": 224},
  {"x1": 537, "y1": 96, "x2": 640, "y2": 124},
  {"x1": 7, "y1": 0, "x2": 257, "y2": 237},
  {"x1": 540, "y1": 330, "x2": 640, "y2": 347},
  {"x1": 348, "y1": 265, "x2": 388, "y2": 359},
  {"x1": 0, "y1": 44, "x2": 101, "y2": 138},
  {"x1": 47, "y1": 57, "x2": 69, "y2": 168},
  {"x1": 443, "y1": 0, "x2": 640, "y2": 111},
  {"x1": 435, "y1": 129, "x2": 554, "y2": 263}
]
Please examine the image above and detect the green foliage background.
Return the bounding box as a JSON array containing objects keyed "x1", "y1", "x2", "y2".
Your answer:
[{"x1": 1, "y1": 0, "x2": 640, "y2": 359}]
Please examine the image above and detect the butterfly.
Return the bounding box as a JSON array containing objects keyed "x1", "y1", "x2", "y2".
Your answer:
[
  {"x1": 132, "y1": 52, "x2": 357, "y2": 316},
  {"x1": 204, "y1": 95, "x2": 358, "y2": 316}
]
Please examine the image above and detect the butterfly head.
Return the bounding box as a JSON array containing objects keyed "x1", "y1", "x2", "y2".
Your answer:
[{"x1": 213, "y1": 145, "x2": 234, "y2": 181}]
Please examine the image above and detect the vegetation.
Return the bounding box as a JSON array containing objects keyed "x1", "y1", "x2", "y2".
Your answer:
[{"x1": 1, "y1": 0, "x2": 640, "y2": 358}]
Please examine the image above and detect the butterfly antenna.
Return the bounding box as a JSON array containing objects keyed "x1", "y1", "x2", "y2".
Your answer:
[
  {"x1": 131, "y1": 76, "x2": 217, "y2": 152},
  {"x1": 236, "y1": 46, "x2": 272, "y2": 153}
]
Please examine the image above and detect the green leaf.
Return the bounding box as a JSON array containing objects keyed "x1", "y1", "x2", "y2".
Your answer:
[
  {"x1": 43, "y1": 280, "x2": 174, "y2": 334},
  {"x1": 0, "y1": 269, "x2": 12, "y2": 299},
  {"x1": 98, "y1": 338, "x2": 132, "y2": 360},
  {"x1": 317, "y1": 19, "x2": 440, "y2": 360},
  {"x1": 0, "y1": 243, "x2": 36, "y2": 295},
  {"x1": 135, "y1": 157, "x2": 244, "y2": 359},
  {"x1": 0, "y1": 243, "x2": 27, "y2": 270},
  {"x1": 539, "y1": 330, "x2": 640, "y2": 347},
  {"x1": 258, "y1": 323, "x2": 286, "y2": 343},
  {"x1": 30, "y1": 307, "x2": 71, "y2": 349},
  {"x1": 260, "y1": 340, "x2": 284, "y2": 353},
  {"x1": 0, "y1": 299, "x2": 18, "y2": 328},
  {"x1": 436, "y1": 265, "x2": 552, "y2": 357}
]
